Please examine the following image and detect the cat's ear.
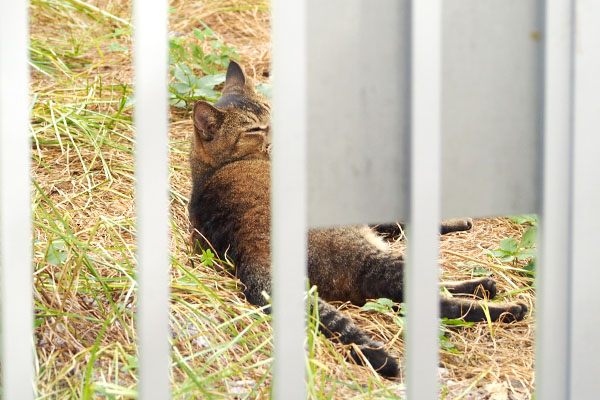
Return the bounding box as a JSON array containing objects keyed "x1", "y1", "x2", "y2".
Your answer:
[
  {"x1": 193, "y1": 101, "x2": 222, "y2": 141},
  {"x1": 223, "y1": 60, "x2": 246, "y2": 92}
]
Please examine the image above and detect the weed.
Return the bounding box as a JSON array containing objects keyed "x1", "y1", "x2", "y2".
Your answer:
[
  {"x1": 488, "y1": 215, "x2": 538, "y2": 275},
  {"x1": 168, "y1": 26, "x2": 239, "y2": 110},
  {"x1": 362, "y1": 297, "x2": 472, "y2": 353},
  {"x1": 199, "y1": 248, "x2": 215, "y2": 266},
  {"x1": 508, "y1": 214, "x2": 537, "y2": 226}
]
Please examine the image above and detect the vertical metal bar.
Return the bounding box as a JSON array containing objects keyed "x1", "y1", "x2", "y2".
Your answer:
[
  {"x1": 536, "y1": 0, "x2": 573, "y2": 398},
  {"x1": 0, "y1": 1, "x2": 34, "y2": 399},
  {"x1": 133, "y1": 0, "x2": 170, "y2": 398},
  {"x1": 405, "y1": 1, "x2": 441, "y2": 399},
  {"x1": 569, "y1": 0, "x2": 600, "y2": 397},
  {"x1": 271, "y1": 0, "x2": 307, "y2": 398}
]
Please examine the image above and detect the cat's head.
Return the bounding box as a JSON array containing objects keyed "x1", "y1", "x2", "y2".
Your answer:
[{"x1": 191, "y1": 61, "x2": 271, "y2": 168}]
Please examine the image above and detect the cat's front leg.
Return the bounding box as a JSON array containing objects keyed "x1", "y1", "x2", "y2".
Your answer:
[
  {"x1": 442, "y1": 277, "x2": 497, "y2": 299},
  {"x1": 440, "y1": 297, "x2": 528, "y2": 322},
  {"x1": 237, "y1": 263, "x2": 272, "y2": 308},
  {"x1": 238, "y1": 259, "x2": 401, "y2": 377}
]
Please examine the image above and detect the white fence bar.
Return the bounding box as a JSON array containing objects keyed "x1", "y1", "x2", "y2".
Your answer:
[
  {"x1": 441, "y1": 0, "x2": 541, "y2": 219},
  {"x1": 405, "y1": 1, "x2": 441, "y2": 399},
  {"x1": 536, "y1": 0, "x2": 572, "y2": 398},
  {"x1": 569, "y1": 0, "x2": 600, "y2": 397},
  {"x1": 271, "y1": 0, "x2": 308, "y2": 398},
  {"x1": 0, "y1": 0, "x2": 34, "y2": 399},
  {"x1": 306, "y1": 1, "x2": 541, "y2": 227},
  {"x1": 306, "y1": 0, "x2": 409, "y2": 227},
  {"x1": 133, "y1": 0, "x2": 170, "y2": 398}
]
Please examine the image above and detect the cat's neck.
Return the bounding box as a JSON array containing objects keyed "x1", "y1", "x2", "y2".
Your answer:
[{"x1": 191, "y1": 154, "x2": 270, "y2": 192}]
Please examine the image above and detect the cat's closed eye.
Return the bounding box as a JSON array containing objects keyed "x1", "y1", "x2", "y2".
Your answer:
[{"x1": 245, "y1": 126, "x2": 268, "y2": 134}]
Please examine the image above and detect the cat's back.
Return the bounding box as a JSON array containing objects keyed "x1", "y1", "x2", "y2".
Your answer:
[{"x1": 191, "y1": 159, "x2": 271, "y2": 261}]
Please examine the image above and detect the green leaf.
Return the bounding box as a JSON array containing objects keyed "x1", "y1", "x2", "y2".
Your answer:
[
  {"x1": 442, "y1": 318, "x2": 474, "y2": 327},
  {"x1": 362, "y1": 301, "x2": 388, "y2": 313},
  {"x1": 108, "y1": 43, "x2": 128, "y2": 52},
  {"x1": 489, "y1": 249, "x2": 508, "y2": 257},
  {"x1": 194, "y1": 28, "x2": 214, "y2": 41},
  {"x1": 376, "y1": 298, "x2": 394, "y2": 308},
  {"x1": 200, "y1": 249, "x2": 214, "y2": 266},
  {"x1": 191, "y1": 44, "x2": 204, "y2": 63},
  {"x1": 196, "y1": 73, "x2": 226, "y2": 88},
  {"x1": 525, "y1": 258, "x2": 536, "y2": 273},
  {"x1": 519, "y1": 226, "x2": 537, "y2": 248},
  {"x1": 516, "y1": 248, "x2": 537, "y2": 260},
  {"x1": 440, "y1": 334, "x2": 460, "y2": 352},
  {"x1": 256, "y1": 83, "x2": 272, "y2": 99},
  {"x1": 193, "y1": 29, "x2": 204, "y2": 40},
  {"x1": 173, "y1": 63, "x2": 194, "y2": 84},
  {"x1": 46, "y1": 242, "x2": 67, "y2": 266},
  {"x1": 392, "y1": 315, "x2": 404, "y2": 329},
  {"x1": 192, "y1": 87, "x2": 219, "y2": 100},
  {"x1": 472, "y1": 267, "x2": 493, "y2": 277},
  {"x1": 499, "y1": 238, "x2": 518, "y2": 254},
  {"x1": 508, "y1": 214, "x2": 538, "y2": 226},
  {"x1": 168, "y1": 94, "x2": 187, "y2": 108},
  {"x1": 171, "y1": 82, "x2": 192, "y2": 94},
  {"x1": 362, "y1": 298, "x2": 394, "y2": 313}
]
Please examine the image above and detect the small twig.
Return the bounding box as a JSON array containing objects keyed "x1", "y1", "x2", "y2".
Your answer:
[{"x1": 455, "y1": 368, "x2": 491, "y2": 400}]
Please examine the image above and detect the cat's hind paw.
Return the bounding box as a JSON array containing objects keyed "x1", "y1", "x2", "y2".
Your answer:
[
  {"x1": 443, "y1": 277, "x2": 497, "y2": 299},
  {"x1": 498, "y1": 302, "x2": 528, "y2": 322},
  {"x1": 440, "y1": 218, "x2": 473, "y2": 234},
  {"x1": 473, "y1": 277, "x2": 497, "y2": 299},
  {"x1": 350, "y1": 341, "x2": 400, "y2": 378}
]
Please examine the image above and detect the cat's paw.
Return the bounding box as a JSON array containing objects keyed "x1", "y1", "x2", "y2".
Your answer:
[
  {"x1": 440, "y1": 218, "x2": 473, "y2": 234},
  {"x1": 498, "y1": 302, "x2": 528, "y2": 322},
  {"x1": 444, "y1": 277, "x2": 497, "y2": 299},
  {"x1": 462, "y1": 218, "x2": 474, "y2": 230},
  {"x1": 350, "y1": 341, "x2": 400, "y2": 378},
  {"x1": 473, "y1": 277, "x2": 497, "y2": 299}
]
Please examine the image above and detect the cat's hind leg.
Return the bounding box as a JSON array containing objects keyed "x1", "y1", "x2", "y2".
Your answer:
[
  {"x1": 316, "y1": 299, "x2": 399, "y2": 377},
  {"x1": 442, "y1": 277, "x2": 497, "y2": 299},
  {"x1": 237, "y1": 257, "x2": 401, "y2": 377}
]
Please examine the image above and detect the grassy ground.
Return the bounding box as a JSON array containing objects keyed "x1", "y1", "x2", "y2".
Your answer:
[{"x1": 28, "y1": 1, "x2": 535, "y2": 398}]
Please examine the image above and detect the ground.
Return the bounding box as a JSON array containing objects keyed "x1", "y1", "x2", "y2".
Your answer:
[{"x1": 29, "y1": 1, "x2": 535, "y2": 398}]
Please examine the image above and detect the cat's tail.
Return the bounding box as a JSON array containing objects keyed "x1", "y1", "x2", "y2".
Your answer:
[{"x1": 314, "y1": 298, "x2": 399, "y2": 378}]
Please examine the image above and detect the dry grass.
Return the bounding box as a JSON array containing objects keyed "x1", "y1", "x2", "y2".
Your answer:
[{"x1": 29, "y1": 1, "x2": 535, "y2": 398}]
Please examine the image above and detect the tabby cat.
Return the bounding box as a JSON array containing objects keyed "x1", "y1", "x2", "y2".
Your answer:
[{"x1": 188, "y1": 61, "x2": 528, "y2": 377}]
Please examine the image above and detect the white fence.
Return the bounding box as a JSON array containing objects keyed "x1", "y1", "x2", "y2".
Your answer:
[{"x1": 1, "y1": 0, "x2": 599, "y2": 399}]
